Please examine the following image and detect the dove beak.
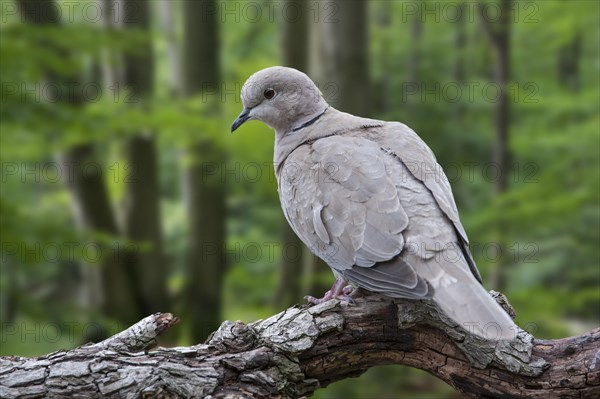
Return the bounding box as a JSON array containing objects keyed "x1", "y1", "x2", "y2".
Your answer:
[{"x1": 231, "y1": 107, "x2": 252, "y2": 133}]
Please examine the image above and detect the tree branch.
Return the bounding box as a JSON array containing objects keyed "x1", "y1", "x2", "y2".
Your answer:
[{"x1": 1, "y1": 295, "x2": 599, "y2": 398}]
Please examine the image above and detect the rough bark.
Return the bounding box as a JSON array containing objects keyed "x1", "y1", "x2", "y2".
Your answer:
[
  {"x1": 181, "y1": 0, "x2": 226, "y2": 342},
  {"x1": 2, "y1": 294, "x2": 598, "y2": 398}
]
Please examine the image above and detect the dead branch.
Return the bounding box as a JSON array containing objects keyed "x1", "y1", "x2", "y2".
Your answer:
[{"x1": 1, "y1": 294, "x2": 598, "y2": 398}]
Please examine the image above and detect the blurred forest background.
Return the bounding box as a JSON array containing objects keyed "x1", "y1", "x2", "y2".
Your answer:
[{"x1": 1, "y1": 0, "x2": 599, "y2": 397}]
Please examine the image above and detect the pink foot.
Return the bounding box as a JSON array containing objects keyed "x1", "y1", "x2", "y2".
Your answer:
[{"x1": 304, "y1": 279, "x2": 355, "y2": 304}]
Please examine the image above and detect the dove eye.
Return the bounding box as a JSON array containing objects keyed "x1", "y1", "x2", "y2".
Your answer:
[{"x1": 263, "y1": 88, "x2": 276, "y2": 99}]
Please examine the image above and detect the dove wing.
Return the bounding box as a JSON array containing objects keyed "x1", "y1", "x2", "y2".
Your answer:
[
  {"x1": 278, "y1": 135, "x2": 431, "y2": 299},
  {"x1": 356, "y1": 121, "x2": 515, "y2": 339},
  {"x1": 372, "y1": 122, "x2": 482, "y2": 283}
]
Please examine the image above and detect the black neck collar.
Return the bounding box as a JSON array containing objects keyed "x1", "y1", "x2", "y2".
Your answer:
[{"x1": 291, "y1": 106, "x2": 329, "y2": 133}]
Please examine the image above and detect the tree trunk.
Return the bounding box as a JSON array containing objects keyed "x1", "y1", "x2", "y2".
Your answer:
[
  {"x1": 320, "y1": 0, "x2": 370, "y2": 116},
  {"x1": 478, "y1": 0, "x2": 512, "y2": 291},
  {"x1": 181, "y1": 0, "x2": 226, "y2": 342},
  {"x1": 279, "y1": 0, "x2": 308, "y2": 72},
  {"x1": 100, "y1": 0, "x2": 120, "y2": 88},
  {"x1": 404, "y1": 6, "x2": 424, "y2": 122},
  {"x1": 372, "y1": 1, "x2": 392, "y2": 116},
  {"x1": 58, "y1": 146, "x2": 139, "y2": 328},
  {"x1": 478, "y1": 0, "x2": 511, "y2": 195},
  {"x1": 557, "y1": 32, "x2": 582, "y2": 92},
  {"x1": 407, "y1": 12, "x2": 423, "y2": 87},
  {"x1": 274, "y1": 0, "x2": 309, "y2": 308},
  {"x1": 120, "y1": 0, "x2": 170, "y2": 317},
  {"x1": 274, "y1": 222, "x2": 304, "y2": 307},
  {"x1": 2, "y1": 295, "x2": 598, "y2": 398},
  {"x1": 454, "y1": 2, "x2": 467, "y2": 121},
  {"x1": 157, "y1": 0, "x2": 182, "y2": 95},
  {"x1": 123, "y1": 136, "x2": 169, "y2": 315},
  {"x1": 16, "y1": 0, "x2": 139, "y2": 330},
  {"x1": 182, "y1": 141, "x2": 226, "y2": 342}
]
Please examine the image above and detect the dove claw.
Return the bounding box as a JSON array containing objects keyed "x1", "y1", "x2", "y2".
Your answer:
[
  {"x1": 304, "y1": 278, "x2": 353, "y2": 305},
  {"x1": 342, "y1": 285, "x2": 356, "y2": 296},
  {"x1": 304, "y1": 295, "x2": 327, "y2": 305},
  {"x1": 304, "y1": 293, "x2": 354, "y2": 305},
  {"x1": 340, "y1": 296, "x2": 355, "y2": 304}
]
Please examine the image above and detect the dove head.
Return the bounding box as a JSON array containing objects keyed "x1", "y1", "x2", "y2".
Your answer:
[{"x1": 231, "y1": 66, "x2": 328, "y2": 134}]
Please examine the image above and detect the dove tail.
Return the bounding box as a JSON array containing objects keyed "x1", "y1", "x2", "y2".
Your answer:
[{"x1": 433, "y1": 278, "x2": 519, "y2": 340}]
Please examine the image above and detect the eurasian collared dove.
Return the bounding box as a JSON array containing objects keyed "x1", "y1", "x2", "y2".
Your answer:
[{"x1": 232, "y1": 66, "x2": 517, "y2": 340}]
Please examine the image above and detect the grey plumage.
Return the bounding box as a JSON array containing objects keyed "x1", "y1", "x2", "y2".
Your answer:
[{"x1": 232, "y1": 66, "x2": 517, "y2": 340}]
